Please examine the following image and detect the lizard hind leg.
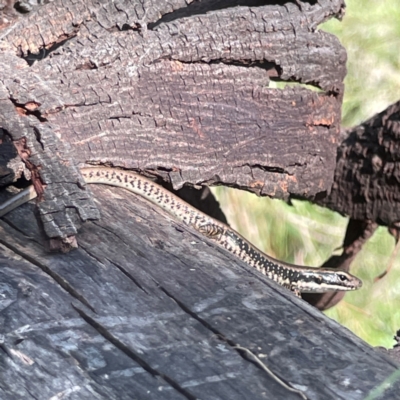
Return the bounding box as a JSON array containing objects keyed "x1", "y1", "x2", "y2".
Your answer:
[{"x1": 196, "y1": 223, "x2": 224, "y2": 239}]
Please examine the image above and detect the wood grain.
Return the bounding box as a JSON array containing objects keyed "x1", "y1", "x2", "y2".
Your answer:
[{"x1": 0, "y1": 184, "x2": 398, "y2": 400}]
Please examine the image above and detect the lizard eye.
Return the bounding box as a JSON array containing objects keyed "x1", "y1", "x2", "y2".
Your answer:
[{"x1": 338, "y1": 273, "x2": 348, "y2": 281}]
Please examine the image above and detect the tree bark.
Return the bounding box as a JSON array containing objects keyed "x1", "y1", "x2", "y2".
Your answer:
[
  {"x1": 321, "y1": 100, "x2": 400, "y2": 227},
  {"x1": 1, "y1": 0, "x2": 347, "y2": 242}
]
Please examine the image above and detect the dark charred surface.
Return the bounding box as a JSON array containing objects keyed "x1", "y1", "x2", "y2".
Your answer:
[
  {"x1": 0, "y1": 184, "x2": 399, "y2": 400},
  {"x1": 321, "y1": 101, "x2": 400, "y2": 226},
  {"x1": 1, "y1": 0, "x2": 346, "y2": 241},
  {"x1": 1, "y1": 3, "x2": 399, "y2": 397}
]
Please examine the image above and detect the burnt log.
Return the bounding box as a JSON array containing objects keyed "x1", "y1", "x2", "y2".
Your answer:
[
  {"x1": 0, "y1": 183, "x2": 399, "y2": 400},
  {"x1": 321, "y1": 100, "x2": 400, "y2": 227},
  {"x1": 1, "y1": 0, "x2": 347, "y2": 242},
  {"x1": 306, "y1": 101, "x2": 400, "y2": 309},
  {"x1": 0, "y1": 2, "x2": 399, "y2": 393}
]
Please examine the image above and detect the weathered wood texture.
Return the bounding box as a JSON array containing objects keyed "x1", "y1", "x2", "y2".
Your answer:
[
  {"x1": 0, "y1": 0, "x2": 347, "y2": 240},
  {"x1": 321, "y1": 101, "x2": 400, "y2": 226},
  {"x1": 0, "y1": 185, "x2": 399, "y2": 400}
]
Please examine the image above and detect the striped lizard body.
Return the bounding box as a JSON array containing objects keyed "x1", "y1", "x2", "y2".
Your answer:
[{"x1": 0, "y1": 167, "x2": 362, "y2": 294}]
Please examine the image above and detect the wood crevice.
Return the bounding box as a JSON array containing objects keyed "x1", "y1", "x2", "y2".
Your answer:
[
  {"x1": 71, "y1": 304, "x2": 198, "y2": 400},
  {"x1": 0, "y1": 229, "x2": 96, "y2": 313},
  {"x1": 157, "y1": 283, "x2": 304, "y2": 398},
  {"x1": 105, "y1": 257, "x2": 150, "y2": 295}
]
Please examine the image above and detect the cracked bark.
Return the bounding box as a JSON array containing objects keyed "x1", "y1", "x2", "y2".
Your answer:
[
  {"x1": 304, "y1": 101, "x2": 400, "y2": 309},
  {"x1": 320, "y1": 100, "x2": 400, "y2": 226},
  {"x1": 1, "y1": 0, "x2": 346, "y2": 245},
  {"x1": 2, "y1": 2, "x2": 397, "y2": 396}
]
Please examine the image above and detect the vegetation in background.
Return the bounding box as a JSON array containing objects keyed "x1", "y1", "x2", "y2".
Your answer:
[{"x1": 212, "y1": 0, "x2": 400, "y2": 348}]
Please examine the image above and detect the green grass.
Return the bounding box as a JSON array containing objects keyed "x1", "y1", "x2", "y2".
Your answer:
[
  {"x1": 323, "y1": 0, "x2": 400, "y2": 127},
  {"x1": 211, "y1": 0, "x2": 400, "y2": 348}
]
